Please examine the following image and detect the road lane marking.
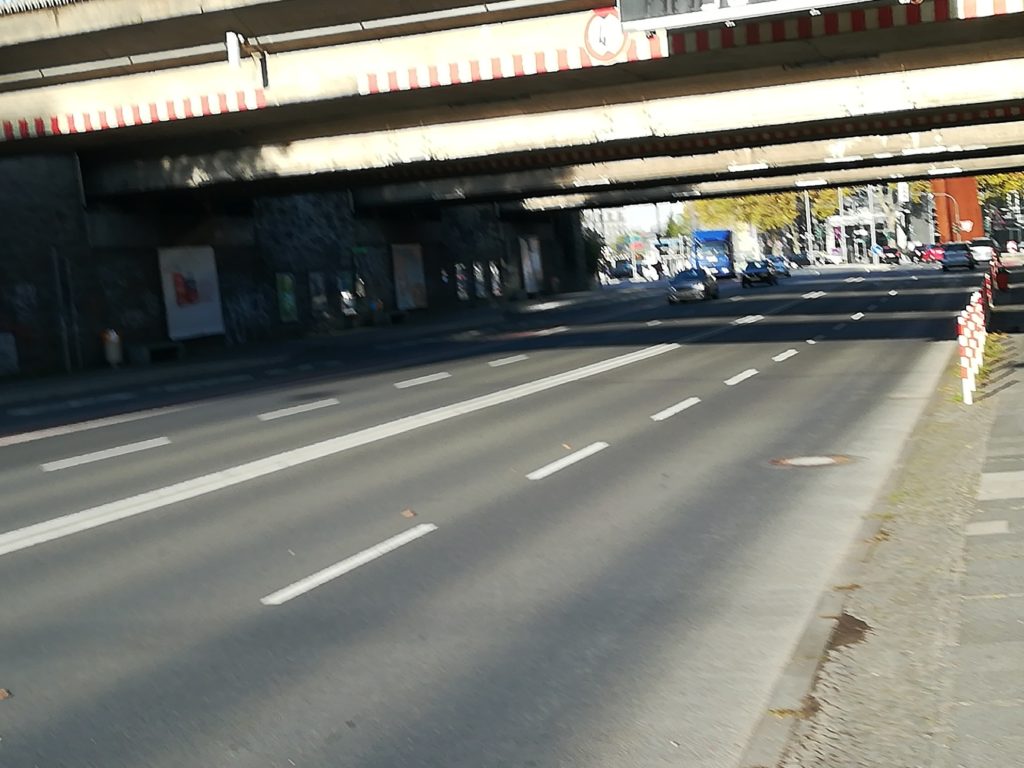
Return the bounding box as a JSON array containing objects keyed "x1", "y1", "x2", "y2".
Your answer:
[
  {"x1": 889, "y1": 290, "x2": 898, "y2": 296},
  {"x1": 258, "y1": 398, "x2": 339, "y2": 422},
  {"x1": 724, "y1": 369, "x2": 758, "y2": 386},
  {"x1": 535, "y1": 326, "x2": 569, "y2": 336},
  {"x1": 526, "y1": 442, "x2": 609, "y2": 480},
  {"x1": 488, "y1": 354, "x2": 529, "y2": 368},
  {"x1": 772, "y1": 349, "x2": 799, "y2": 362},
  {"x1": 806, "y1": 339, "x2": 818, "y2": 345},
  {"x1": 646, "y1": 320, "x2": 662, "y2": 326},
  {"x1": 730, "y1": 296, "x2": 742, "y2": 301},
  {"x1": 260, "y1": 524, "x2": 438, "y2": 606},
  {"x1": 8, "y1": 391, "x2": 137, "y2": 417},
  {"x1": 851, "y1": 312, "x2": 865, "y2": 320},
  {"x1": 732, "y1": 314, "x2": 764, "y2": 325},
  {"x1": 0, "y1": 406, "x2": 186, "y2": 448},
  {"x1": 0, "y1": 343, "x2": 677, "y2": 558},
  {"x1": 802, "y1": 291, "x2": 827, "y2": 299},
  {"x1": 41, "y1": 437, "x2": 171, "y2": 472},
  {"x1": 650, "y1": 397, "x2": 701, "y2": 422},
  {"x1": 394, "y1": 372, "x2": 452, "y2": 389}
]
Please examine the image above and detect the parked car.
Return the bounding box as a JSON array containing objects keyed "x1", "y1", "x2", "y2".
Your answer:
[
  {"x1": 667, "y1": 267, "x2": 719, "y2": 303},
  {"x1": 609, "y1": 260, "x2": 634, "y2": 279},
  {"x1": 940, "y1": 242, "x2": 975, "y2": 271},
  {"x1": 907, "y1": 243, "x2": 927, "y2": 262},
  {"x1": 921, "y1": 244, "x2": 945, "y2": 263},
  {"x1": 741, "y1": 260, "x2": 778, "y2": 287},
  {"x1": 790, "y1": 252, "x2": 812, "y2": 267},
  {"x1": 768, "y1": 255, "x2": 792, "y2": 276},
  {"x1": 880, "y1": 246, "x2": 901, "y2": 265},
  {"x1": 968, "y1": 237, "x2": 999, "y2": 264}
]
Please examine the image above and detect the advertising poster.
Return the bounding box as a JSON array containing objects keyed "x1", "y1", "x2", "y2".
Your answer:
[
  {"x1": 309, "y1": 272, "x2": 328, "y2": 319},
  {"x1": 277, "y1": 273, "x2": 298, "y2": 323},
  {"x1": 391, "y1": 243, "x2": 428, "y2": 311},
  {"x1": 519, "y1": 236, "x2": 543, "y2": 294},
  {"x1": 158, "y1": 246, "x2": 225, "y2": 340}
]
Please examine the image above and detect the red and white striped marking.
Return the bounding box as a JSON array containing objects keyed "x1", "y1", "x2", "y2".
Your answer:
[
  {"x1": 356, "y1": 35, "x2": 665, "y2": 96},
  {"x1": 0, "y1": 88, "x2": 266, "y2": 143},
  {"x1": 958, "y1": 284, "x2": 991, "y2": 406}
]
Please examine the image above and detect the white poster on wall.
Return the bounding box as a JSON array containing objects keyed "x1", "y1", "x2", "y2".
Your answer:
[
  {"x1": 520, "y1": 236, "x2": 543, "y2": 294},
  {"x1": 158, "y1": 246, "x2": 226, "y2": 340},
  {"x1": 392, "y1": 243, "x2": 428, "y2": 310}
]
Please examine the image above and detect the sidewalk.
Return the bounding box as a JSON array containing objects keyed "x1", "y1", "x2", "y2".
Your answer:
[
  {"x1": 772, "y1": 260, "x2": 1024, "y2": 768},
  {"x1": 0, "y1": 284, "x2": 627, "y2": 411}
]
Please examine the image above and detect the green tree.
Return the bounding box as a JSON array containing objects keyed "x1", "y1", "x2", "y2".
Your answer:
[
  {"x1": 664, "y1": 213, "x2": 691, "y2": 238},
  {"x1": 978, "y1": 172, "x2": 1024, "y2": 204}
]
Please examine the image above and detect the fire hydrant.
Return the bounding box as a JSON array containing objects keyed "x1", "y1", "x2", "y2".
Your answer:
[
  {"x1": 996, "y1": 267, "x2": 1010, "y2": 293},
  {"x1": 101, "y1": 328, "x2": 123, "y2": 367}
]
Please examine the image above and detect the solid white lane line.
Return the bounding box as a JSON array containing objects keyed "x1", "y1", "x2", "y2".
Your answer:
[
  {"x1": 0, "y1": 406, "x2": 185, "y2": 448},
  {"x1": 41, "y1": 437, "x2": 171, "y2": 472},
  {"x1": 261, "y1": 524, "x2": 438, "y2": 606},
  {"x1": 851, "y1": 312, "x2": 865, "y2": 320},
  {"x1": 0, "y1": 344, "x2": 677, "y2": 558},
  {"x1": 650, "y1": 397, "x2": 701, "y2": 422},
  {"x1": 646, "y1": 320, "x2": 662, "y2": 326},
  {"x1": 258, "y1": 398, "x2": 339, "y2": 422},
  {"x1": 732, "y1": 314, "x2": 764, "y2": 325},
  {"x1": 772, "y1": 349, "x2": 799, "y2": 362},
  {"x1": 488, "y1": 354, "x2": 529, "y2": 368},
  {"x1": 724, "y1": 369, "x2": 758, "y2": 386},
  {"x1": 526, "y1": 442, "x2": 609, "y2": 480},
  {"x1": 394, "y1": 372, "x2": 452, "y2": 389}
]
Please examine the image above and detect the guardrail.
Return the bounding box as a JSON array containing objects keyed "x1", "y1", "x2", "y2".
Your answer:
[{"x1": 957, "y1": 262, "x2": 998, "y2": 405}]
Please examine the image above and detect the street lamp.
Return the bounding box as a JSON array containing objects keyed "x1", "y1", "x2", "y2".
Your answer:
[{"x1": 929, "y1": 192, "x2": 962, "y2": 242}]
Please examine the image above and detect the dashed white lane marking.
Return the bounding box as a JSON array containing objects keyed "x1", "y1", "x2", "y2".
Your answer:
[
  {"x1": 0, "y1": 406, "x2": 186, "y2": 448},
  {"x1": 650, "y1": 397, "x2": 701, "y2": 422},
  {"x1": 912, "y1": 276, "x2": 919, "y2": 281},
  {"x1": 806, "y1": 339, "x2": 818, "y2": 345},
  {"x1": 535, "y1": 326, "x2": 569, "y2": 336},
  {"x1": 258, "y1": 398, "x2": 339, "y2": 422},
  {"x1": 526, "y1": 442, "x2": 609, "y2": 480},
  {"x1": 965, "y1": 520, "x2": 1010, "y2": 536},
  {"x1": 8, "y1": 392, "x2": 137, "y2": 417},
  {"x1": 845, "y1": 277, "x2": 865, "y2": 283},
  {"x1": 772, "y1": 349, "x2": 799, "y2": 362},
  {"x1": 41, "y1": 437, "x2": 171, "y2": 472},
  {"x1": 488, "y1": 354, "x2": 529, "y2": 368},
  {"x1": 733, "y1": 314, "x2": 764, "y2": 325},
  {"x1": 889, "y1": 290, "x2": 899, "y2": 296},
  {"x1": 724, "y1": 369, "x2": 758, "y2": 386},
  {"x1": 394, "y1": 372, "x2": 452, "y2": 389},
  {"x1": 851, "y1": 312, "x2": 865, "y2": 320},
  {"x1": 802, "y1": 291, "x2": 827, "y2": 299},
  {"x1": 0, "y1": 344, "x2": 677, "y2": 558},
  {"x1": 979, "y1": 470, "x2": 1024, "y2": 501},
  {"x1": 260, "y1": 524, "x2": 438, "y2": 606},
  {"x1": 730, "y1": 296, "x2": 742, "y2": 302},
  {"x1": 646, "y1": 320, "x2": 662, "y2": 326}
]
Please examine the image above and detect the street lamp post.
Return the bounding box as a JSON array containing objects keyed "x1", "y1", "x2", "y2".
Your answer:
[{"x1": 930, "y1": 192, "x2": 962, "y2": 241}]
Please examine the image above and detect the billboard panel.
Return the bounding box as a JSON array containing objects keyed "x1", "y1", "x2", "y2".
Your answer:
[
  {"x1": 618, "y1": 0, "x2": 874, "y2": 31},
  {"x1": 158, "y1": 246, "x2": 225, "y2": 340}
]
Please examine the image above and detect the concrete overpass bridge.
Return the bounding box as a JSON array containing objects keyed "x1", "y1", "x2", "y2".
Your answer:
[{"x1": 1, "y1": 0, "x2": 1023, "y2": 373}]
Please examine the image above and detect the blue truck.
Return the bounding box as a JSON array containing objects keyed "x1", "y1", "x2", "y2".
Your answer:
[{"x1": 692, "y1": 230, "x2": 736, "y2": 278}]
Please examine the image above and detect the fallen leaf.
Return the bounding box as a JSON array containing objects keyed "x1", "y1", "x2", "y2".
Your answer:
[
  {"x1": 0, "y1": 689, "x2": 11, "y2": 701},
  {"x1": 562, "y1": 443, "x2": 572, "y2": 450},
  {"x1": 401, "y1": 509, "x2": 417, "y2": 518}
]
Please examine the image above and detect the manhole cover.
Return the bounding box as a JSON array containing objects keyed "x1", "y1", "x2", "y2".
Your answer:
[{"x1": 771, "y1": 455, "x2": 852, "y2": 468}]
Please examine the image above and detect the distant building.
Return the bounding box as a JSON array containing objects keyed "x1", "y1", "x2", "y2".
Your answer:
[{"x1": 583, "y1": 208, "x2": 631, "y2": 254}]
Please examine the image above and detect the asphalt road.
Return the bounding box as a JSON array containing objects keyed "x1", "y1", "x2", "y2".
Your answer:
[{"x1": 0, "y1": 264, "x2": 983, "y2": 768}]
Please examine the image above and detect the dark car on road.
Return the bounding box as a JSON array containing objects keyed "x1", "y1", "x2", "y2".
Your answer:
[
  {"x1": 768, "y1": 256, "x2": 792, "y2": 276},
  {"x1": 940, "y1": 242, "x2": 975, "y2": 271},
  {"x1": 741, "y1": 260, "x2": 778, "y2": 288},
  {"x1": 880, "y1": 246, "x2": 901, "y2": 265},
  {"x1": 667, "y1": 267, "x2": 719, "y2": 303},
  {"x1": 609, "y1": 260, "x2": 634, "y2": 279}
]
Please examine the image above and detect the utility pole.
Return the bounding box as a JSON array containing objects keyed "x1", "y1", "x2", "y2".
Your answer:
[
  {"x1": 803, "y1": 190, "x2": 813, "y2": 257},
  {"x1": 838, "y1": 188, "x2": 848, "y2": 262},
  {"x1": 867, "y1": 185, "x2": 878, "y2": 262}
]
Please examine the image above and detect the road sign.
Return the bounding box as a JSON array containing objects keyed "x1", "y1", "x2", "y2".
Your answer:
[{"x1": 618, "y1": 0, "x2": 872, "y2": 31}]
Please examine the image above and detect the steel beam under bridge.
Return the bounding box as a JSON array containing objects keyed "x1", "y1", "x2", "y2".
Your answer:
[{"x1": 86, "y1": 56, "x2": 1024, "y2": 197}]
